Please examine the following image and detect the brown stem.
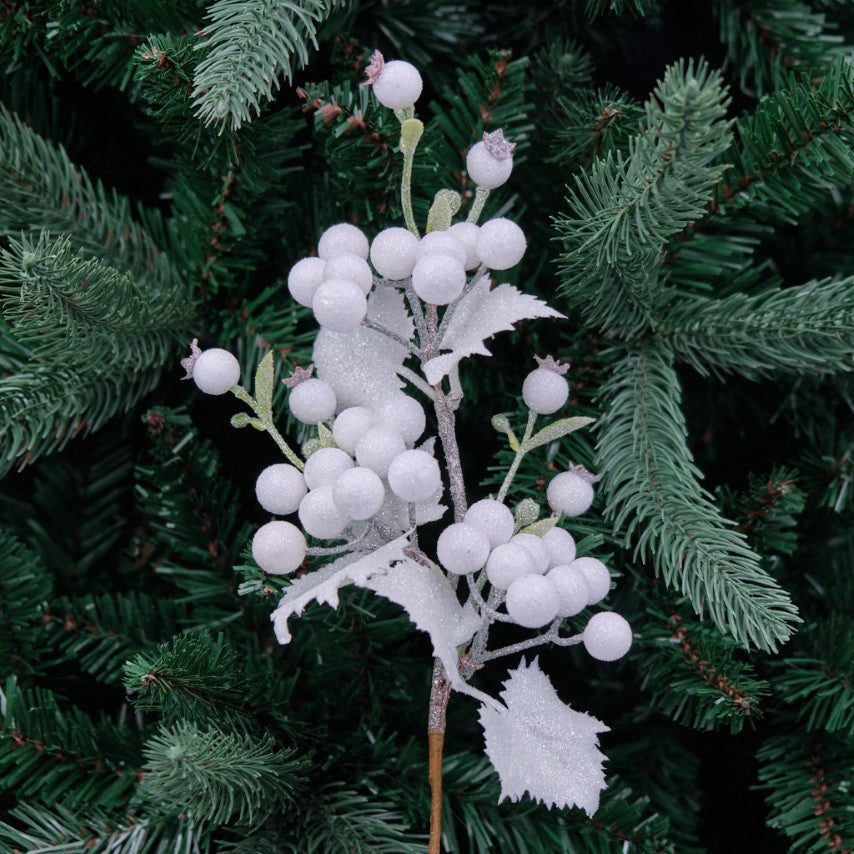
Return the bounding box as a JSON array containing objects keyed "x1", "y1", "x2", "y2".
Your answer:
[{"x1": 428, "y1": 666, "x2": 451, "y2": 854}]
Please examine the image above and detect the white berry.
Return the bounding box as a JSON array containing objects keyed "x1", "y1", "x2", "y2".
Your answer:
[
  {"x1": 466, "y1": 140, "x2": 513, "y2": 190},
  {"x1": 372, "y1": 60, "x2": 423, "y2": 109},
  {"x1": 287, "y1": 257, "x2": 326, "y2": 307},
  {"x1": 252, "y1": 521, "x2": 306, "y2": 575},
  {"x1": 192, "y1": 348, "x2": 240, "y2": 396},
  {"x1": 541, "y1": 526, "x2": 577, "y2": 568},
  {"x1": 569, "y1": 557, "x2": 611, "y2": 605},
  {"x1": 333, "y1": 467, "x2": 385, "y2": 520},
  {"x1": 547, "y1": 471, "x2": 595, "y2": 517},
  {"x1": 505, "y1": 575, "x2": 559, "y2": 628},
  {"x1": 288, "y1": 377, "x2": 337, "y2": 424},
  {"x1": 415, "y1": 231, "x2": 467, "y2": 267},
  {"x1": 509, "y1": 533, "x2": 550, "y2": 574},
  {"x1": 411, "y1": 254, "x2": 466, "y2": 305},
  {"x1": 318, "y1": 223, "x2": 369, "y2": 260},
  {"x1": 387, "y1": 449, "x2": 441, "y2": 502},
  {"x1": 448, "y1": 222, "x2": 481, "y2": 271},
  {"x1": 546, "y1": 564, "x2": 590, "y2": 617},
  {"x1": 376, "y1": 395, "x2": 426, "y2": 445},
  {"x1": 298, "y1": 486, "x2": 348, "y2": 539},
  {"x1": 303, "y1": 447, "x2": 354, "y2": 490},
  {"x1": 255, "y1": 464, "x2": 307, "y2": 515},
  {"x1": 323, "y1": 253, "x2": 373, "y2": 295},
  {"x1": 355, "y1": 426, "x2": 407, "y2": 477},
  {"x1": 332, "y1": 406, "x2": 375, "y2": 454},
  {"x1": 583, "y1": 612, "x2": 633, "y2": 661},
  {"x1": 312, "y1": 279, "x2": 367, "y2": 332},
  {"x1": 464, "y1": 499, "x2": 514, "y2": 549},
  {"x1": 485, "y1": 542, "x2": 535, "y2": 590},
  {"x1": 436, "y1": 523, "x2": 491, "y2": 575},
  {"x1": 522, "y1": 368, "x2": 569, "y2": 415},
  {"x1": 476, "y1": 217, "x2": 526, "y2": 270},
  {"x1": 370, "y1": 227, "x2": 419, "y2": 280}
]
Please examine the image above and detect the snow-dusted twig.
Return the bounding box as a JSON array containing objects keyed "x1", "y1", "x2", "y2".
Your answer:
[
  {"x1": 362, "y1": 316, "x2": 422, "y2": 356},
  {"x1": 480, "y1": 619, "x2": 584, "y2": 662},
  {"x1": 497, "y1": 410, "x2": 537, "y2": 502}
]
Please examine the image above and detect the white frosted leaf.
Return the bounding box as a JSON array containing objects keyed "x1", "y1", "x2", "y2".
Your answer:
[
  {"x1": 423, "y1": 281, "x2": 563, "y2": 384},
  {"x1": 479, "y1": 657, "x2": 610, "y2": 814},
  {"x1": 314, "y1": 287, "x2": 415, "y2": 407}
]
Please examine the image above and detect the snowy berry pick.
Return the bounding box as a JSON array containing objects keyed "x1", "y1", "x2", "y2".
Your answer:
[{"x1": 181, "y1": 52, "x2": 632, "y2": 851}]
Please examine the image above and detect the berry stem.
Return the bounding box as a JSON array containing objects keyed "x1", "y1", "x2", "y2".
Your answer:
[
  {"x1": 496, "y1": 410, "x2": 537, "y2": 502},
  {"x1": 466, "y1": 186, "x2": 490, "y2": 224},
  {"x1": 401, "y1": 143, "x2": 420, "y2": 237},
  {"x1": 231, "y1": 385, "x2": 305, "y2": 470},
  {"x1": 479, "y1": 619, "x2": 584, "y2": 662}
]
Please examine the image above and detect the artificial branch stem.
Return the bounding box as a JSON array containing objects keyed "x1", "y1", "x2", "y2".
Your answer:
[
  {"x1": 466, "y1": 186, "x2": 490, "y2": 224},
  {"x1": 480, "y1": 620, "x2": 584, "y2": 662},
  {"x1": 231, "y1": 386, "x2": 304, "y2": 470},
  {"x1": 496, "y1": 410, "x2": 537, "y2": 502}
]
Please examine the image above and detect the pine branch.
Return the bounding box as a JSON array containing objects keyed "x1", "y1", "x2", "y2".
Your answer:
[
  {"x1": 584, "y1": 0, "x2": 663, "y2": 19},
  {"x1": 142, "y1": 720, "x2": 305, "y2": 825},
  {"x1": 596, "y1": 347, "x2": 800, "y2": 651},
  {"x1": 191, "y1": 0, "x2": 335, "y2": 130},
  {"x1": 555, "y1": 59, "x2": 732, "y2": 335}
]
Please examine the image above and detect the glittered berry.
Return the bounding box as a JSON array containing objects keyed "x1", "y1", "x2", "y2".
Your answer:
[
  {"x1": 312, "y1": 279, "x2": 368, "y2": 333},
  {"x1": 287, "y1": 257, "x2": 326, "y2": 307},
  {"x1": 255, "y1": 464, "x2": 307, "y2": 515},
  {"x1": 333, "y1": 466, "x2": 386, "y2": 520},
  {"x1": 466, "y1": 129, "x2": 515, "y2": 189},
  {"x1": 522, "y1": 368, "x2": 569, "y2": 415},
  {"x1": 448, "y1": 222, "x2": 481, "y2": 271},
  {"x1": 476, "y1": 218, "x2": 526, "y2": 270},
  {"x1": 509, "y1": 533, "x2": 550, "y2": 574},
  {"x1": 376, "y1": 395, "x2": 426, "y2": 446},
  {"x1": 298, "y1": 486, "x2": 348, "y2": 540},
  {"x1": 371, "y1": 60, "x2": 423, "y2": 110},
  {"x1": 541, "y1": 526, "x2": 577, "y2": 568},
  {"x1": 415, "y1": 231, "x2": 467, "y2": 267},
  {"x1": 464, "y1": 499, "x2": 514, "y2": 549},
  {"x1": 436, "y1": 522, "x2": 491, "y2": 575},
  {"x1": 583, "y1": 612, "x2": 632, "y2": 661},
  {"x1": 370, "y1": 227, "x2": 419, "y2": 280},
  {"x1": 332, "y1": 406, "x2": 375, "y2": 454},
  {"x1": 355, "y1": 427, "x2": 407, "y2": 478},
  {"x1": 411, "y1": 254, "x2": 466, "y2": 305},
  {"x1": 323, "y1": 253, "x2": 374, "y2": 295},
  {"x1": 192, "y1": 348, "x2": 240, "y2": 396},
  {"x1": 252, "y1": 521, "x2": 306, "y2": 575},
  {"x1": 547, "y1": 470, "x2": 595, "y2": 517},
  {"x1": 505, "y1": 574, "x2": 559, "y2": 628},
  {"x1": 318, "y1": 223, "x2": 369, "y2": 261},
  {"x1": 387, "y1": 449, "x2": 441, "y2": 502},
  {"x1": 485, "y1": 542, "x2": 535, "y2": 590},
  {"x1": 303, "y1": 447, "x2": 354, "y2": 490},
  {"x1": 288, "y1": 377, "x2": 337, "y2": 424},
  {"x1": 568, "y1": 556, "x2": 611, "y2": 605},
  {"x1": 546, "y1": 564, "x2": 590, "y2": 617}
]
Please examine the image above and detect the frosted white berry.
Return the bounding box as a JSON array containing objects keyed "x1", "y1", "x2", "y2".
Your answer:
[
  {"x1": 476, "y1": 218, "x2": 526, "y2": 270},
  {"x1": 298, "y1": 486, "x2": 348, "y2": 539},
  {"x1": 541, "y1": 526, "x2": 577, "y2": 568},
  {"x1": 312, "y1": 279, "x2": 368, "y2": 332},
  {"x1": 436, "y1": 522, "x2": 491, "y2": 575},
  {"x1": 255, "y1": 464, "x2": 307, "y2": 515},
  {"x1": 387, "y1": 449, "x2": 441, "y2": 502},
  {"x1": 252, "y1": 521, "x2": 306, "y2": 575},
  {"x1": 318, "y1": 223, "x2": 369, "y2": 261},
  {"x1": 332, "y1": 466, "x2": 385, "y2": 520},
  {"x1": 323, "y1": 253, "x2": 373, "y2": 295},
  {"x1": 411, "y1": 254, "x2": 466, "y2": 305},
  {"x1": 303, "y1": 447, "x2": 354, "y2": 490},
  {"x1": 546, "y1": 564, "x2": 590, "y2": 617},
  {"x1": 287, "y1": 257, "x2": 326, "y2": 307},
  {"x1": 415, "y1": 231, "x2": 467, "y2": 267},
  {"x1": 466, "y1": 141, "x2": 513, "y2": 190},
  {"x1": 485, "y1": 542, "x2": 535, "y2": 590},
  {"x1": 376, "y1": 395, "x2": 426, "y2": 445},
  {"x1": 464, "y1": 499, "x2": 514, "y2": 549},
  {"x1": 547, "y1": 471, "x2": 595, "y2": 517},
  {"x1": 288, "y1": 377, "x2": 337, "y2": 424},
  {"x1": 583, "y1": 612, "x2": 633, "y2": 661},
  {"x1": 505, "y1": 574, "x2": 559, "y2": 628},
  {"x1": 192, "y1": 348, "x2": 240, "y2": 395},
  {"x1": 370, "y1": 227, "x2": 419, "y2": 280},
  {"x1": 372, "y1": 60, "x2": 423, "y2": 110},
  {"x1": 355, "y1": 426, "x2": 407, "y2": 477},
  {"x1": 510, "y1": 533, "x2": 550, "y2": 574},
  {"x1": 448, "y1": 222, "x2": 481, "y2": 270},
  {"x1": 332, "y1": 406, "x2": 375, "y2": 454},
  {"x1": 522, "y1": 368, "x2": 569, "y2": 415},
  {"x1": 569, "y1": 557, "x2": 611, "y2": 605}
]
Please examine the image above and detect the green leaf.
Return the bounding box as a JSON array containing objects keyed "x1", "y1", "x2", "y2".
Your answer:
[
  {"x1": 426, "y1": 189, "x2": 462, "y2": 232},
  {"x1": 231, "y1": 412, "x2": 264, "y2": 430},
  {"x1": 317, "y1": 422, "x2": 336, "y2": 447},
  {"x1": 400, "y1": 118, "x2": 424, "y2": 155},
  {"x1": 254, "y1": 351, "x2": 275, "y2": 419},
  {"x1": 520, "y1": 515, "x2": 560, "y2": 537},
  {"x1": 524, "y1": 416, "x2": 595, "y2": 451},
  {"x1": 514, "y1": 498, "x2": 541, "y2": 530}
]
